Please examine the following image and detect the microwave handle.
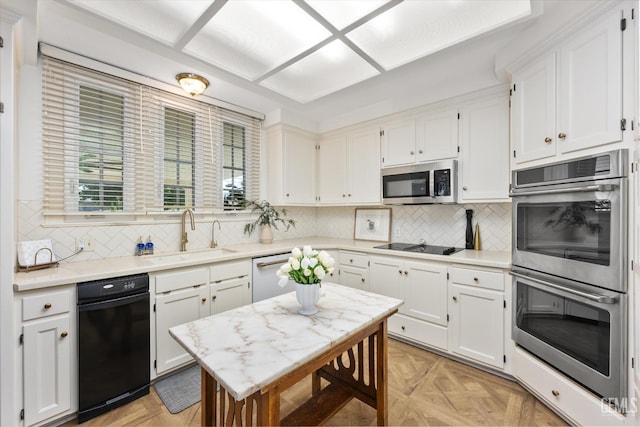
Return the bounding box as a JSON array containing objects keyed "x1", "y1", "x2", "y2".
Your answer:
[
  {"x1": 509, "y1": 184, "x2": 616, "y2": 197},
  {"x1": 510, "y1": 271, "x2": 617, "y2": 304}
]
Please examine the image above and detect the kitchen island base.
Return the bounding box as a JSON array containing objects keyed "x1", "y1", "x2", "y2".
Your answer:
[{"x1": 201, "y1": 320, "x2": 389, "y2": 426}]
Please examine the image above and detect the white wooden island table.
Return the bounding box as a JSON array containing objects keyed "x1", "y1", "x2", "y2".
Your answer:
[{"x1": 170, "y1": 283, "x2": 403, "y2": 426}]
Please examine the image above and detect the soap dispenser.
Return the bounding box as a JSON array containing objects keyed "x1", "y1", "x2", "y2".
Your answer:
[
  {"x1": 145, "y1": 235, "x2": 154, "y2": 255},
  {"x1": 136, "y1": 236, "x2": 145, "y2": 256}
]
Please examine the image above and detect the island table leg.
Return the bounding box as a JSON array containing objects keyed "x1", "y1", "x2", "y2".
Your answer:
[
  {"x1": 376, "y1": 321, "x2": 388, "y2": 426},
  {"x1": 201, "y1": 368, "x2": 216, "y2": 426}
]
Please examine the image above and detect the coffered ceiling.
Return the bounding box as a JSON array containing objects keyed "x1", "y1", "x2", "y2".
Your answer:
[{"x1": 63, "y1": 0, "x2": 532, "y2": 103}]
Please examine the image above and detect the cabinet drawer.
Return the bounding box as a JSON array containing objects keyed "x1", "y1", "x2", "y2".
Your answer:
[
  {"x1": 388, "y1": 314, "x2": 447, "y2": 351},
  {"x1": 210, "y1": 260, "x2": 249, "y2": 283},
  {"x1": 154, "y1": 268, "x2": 209, "y2": 293},
  {"x1": 448, "y1": 266, "x2": 504, "y2": 291},
  {"x1": 514, "y1": 347, "x2": 625, "y2": 426},
  {"x1": 23, "y1": 289, "x2": 71, "y2": 321},
  {"x1": 339, "y1": 251, "x2": 368, "y2": 269}
]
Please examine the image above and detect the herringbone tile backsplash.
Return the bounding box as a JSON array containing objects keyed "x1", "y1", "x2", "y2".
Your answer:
[{"x1": 18, "y1": 201, "x2": 511, "y2": 262}]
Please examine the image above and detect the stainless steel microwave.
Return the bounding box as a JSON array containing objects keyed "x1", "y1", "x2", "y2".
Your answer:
[{"x1": 381, "y1": 160, "x2": 457, "y2": 205}]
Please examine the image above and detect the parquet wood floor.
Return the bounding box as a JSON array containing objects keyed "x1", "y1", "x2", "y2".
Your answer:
[{"x1": 65, "y1": 339, "x2": 566, "y2": 426}]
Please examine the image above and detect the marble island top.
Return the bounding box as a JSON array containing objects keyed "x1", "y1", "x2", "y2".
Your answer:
[{"x1": 169, "y1": 283, "x2": 403, "y2": 401}]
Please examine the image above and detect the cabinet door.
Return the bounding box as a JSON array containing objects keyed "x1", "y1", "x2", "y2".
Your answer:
[
  {"x1": 380, "y1": 118, "x2": 415, "y2": 167},
  {"x1": 317, "y1": 136, "x2": 347, "y2": 204},
  {"x1": 347, "y1": 128, "x2": 381, "y2": 204},
  {"x1": 403, "y1": 261, "x2": 448, "y2": 326},
  {"x1": 339, "y1": 265, "x2": 369, "y2": 291},
  {"x1": 211, "y1": 277, "x2": 251, "y2": 315},
  {"x1": 459, "y1": 94, "x2": 510, "y2": 201},
  {"x1": 557, "y1": 8, "x2": 622, "y2": 153},
  {"x1": 448, "y1": 283, "x2": 504, "y2": 369},
  {"x1": 23, "y1": 316, "x2": 71, "y2": 426},
  {"x1": 511, "y1": 54, "x2": 557, "y2": 165},
  {"x1": 415, "y1": 107, "x2": 459, "y2": 162},
  {"x1": 283, "y1": 130, "x2": 316, "y2": 204},
  {"x1": 369, "y1": 256, "x2": 402, "y2": 299},
  {"x1": 155, "y1": 286, "x2": 209, "y2": 374}
]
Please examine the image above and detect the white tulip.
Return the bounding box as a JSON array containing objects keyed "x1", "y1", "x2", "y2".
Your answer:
[
  {"x1": 291, "y1": 258, "x2": 300, "y2": 270},
  {"x1": 308, "y1": 257, "x2": 318, "y2": 268},
  {"x1": 318, "y1": 251, "x2": 329, "y2": 262},
  {"x1": 292, "y1": 247, "x2": 302, "y2": 258},
  {"x1": 303, "y1": 245, "x2": 312, "y2": 256},
  {"x1": 314, "y1": 265, "x2": 325, "y2": 279},
  {"x1": 280, "y1": 263, "x2": 292, "y2": 273},
  {"x1": 301, "y1": 257, "x2": 310, "y2": 269},
  {"x1": 278, "y1": 276, "x2": 289, "y2": 287},
  {"x1": 304, "y1": 268, "x2": 312, "y2": 277},
  {"x1": 323, "y1": 257, "x2": 335, "y2": 268}
]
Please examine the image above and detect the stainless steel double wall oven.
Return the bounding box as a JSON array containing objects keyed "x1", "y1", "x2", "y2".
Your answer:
[{"x1": 511, "y1": 149, "x2": 628, "y2": 410}]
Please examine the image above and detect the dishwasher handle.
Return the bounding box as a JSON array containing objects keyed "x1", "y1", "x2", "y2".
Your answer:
[{"x1": 255, "y1": 258, "x2": 289, "y2": 268}]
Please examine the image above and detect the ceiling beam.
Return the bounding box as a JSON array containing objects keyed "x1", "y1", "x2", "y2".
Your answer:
[{"x1": 174, "y1": 0, "x2": 228, "y2": 50}]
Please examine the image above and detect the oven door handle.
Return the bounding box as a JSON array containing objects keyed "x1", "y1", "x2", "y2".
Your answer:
[
  {"x1": 509, "y1": 184, "x2": 616, "y2": 197},
  {"x1": 510, "y1": 271, "x2": 618, "y2": 304}
]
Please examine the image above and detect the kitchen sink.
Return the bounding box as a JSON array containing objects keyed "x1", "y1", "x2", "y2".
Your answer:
[
  {"x1": 374, "y1": 242, "x2": 463, "y2": 255},
  {"x1": 145, "y1": 248, "x2": 236, "y2": 265}
]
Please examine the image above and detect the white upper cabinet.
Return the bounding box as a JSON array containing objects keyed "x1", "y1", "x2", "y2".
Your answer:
[
  {"x1": 511, "y1": 7, "x2": 624, "y2": 167},
  {"x1": 317, "y1": 127, "x2": 380, "y2": 205},
  {"x1": 415, "y1": 107, "x2": 459, "y2": 162},
  {"x1": 380, "y1": 118, "x2": 416, "y2": 167},
  {"x1": 459, "y1": 93, "x2": 510, "y2": 202},
  {"x1": 266, "y1": 125, "x2": 317, "y2": 205}
]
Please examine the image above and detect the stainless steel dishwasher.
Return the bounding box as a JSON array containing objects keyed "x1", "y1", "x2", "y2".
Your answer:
[
  {"x1": 77, "y1": 273, "x2": 150, "y2": 423},
  {"x1": 251, "y1": 252, "x2": 295, "y2": 302}
]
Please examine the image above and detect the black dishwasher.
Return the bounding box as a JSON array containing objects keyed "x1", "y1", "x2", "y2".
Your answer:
[{"x1": 77, "y1": 273, "x2": 150, "y2": 423}]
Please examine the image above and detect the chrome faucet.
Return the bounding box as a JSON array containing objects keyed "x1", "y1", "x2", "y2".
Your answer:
[
  {"x1": 211, "y1": 219, "x2": 221, "y2": 248},
  {"x1": 180, "y1": 208, "x2": 195, "y2": 252}
]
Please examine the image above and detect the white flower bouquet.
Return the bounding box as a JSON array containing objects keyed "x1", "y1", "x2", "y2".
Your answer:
[{"x1": 277, "y1": 245, "x2": 336, "y2": 287}]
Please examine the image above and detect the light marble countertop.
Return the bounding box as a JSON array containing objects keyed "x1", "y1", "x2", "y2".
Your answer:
[
  {"x1": 169, "y1": 282, "x2": 403, "y2": 401},
  {"x1": 14, "y1": 236, "x2": 511, "y2": 291}
]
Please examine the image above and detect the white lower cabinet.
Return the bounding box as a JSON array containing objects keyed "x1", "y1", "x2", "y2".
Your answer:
[
  {"x1": 153, "y1": 260, "x2": 251, "y2": 377},
  {"x1": 515, "y1": 347, "x2": 626, "y2": 426},
  {"x1": 448, "y1": 266, "x2": 507, "y2": 370},
  {"x1": 338, "y1": 251, "x2": 369, "y2": 291},
  {"x1": 370, "y1": 255, "x2": 448, "y2": 351},
  {"x1": 155, "y1": 285, "x2": 209, "y2": 375},
  {"x1": 20, "y1": 287, "x2": 76, "y2": 426}
]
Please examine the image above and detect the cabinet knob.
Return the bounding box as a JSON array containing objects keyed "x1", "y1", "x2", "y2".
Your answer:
[
  {"x1": 44, "y1": 303, "x2": 52, "y2": 309},
  {"x1": 462, "y1": 186, "x2": 468, "y2": 191},
  {"x1": 404, "y1": 271, "x2": 408, "y2": 276},
  {"x1": 361, "y1": 278, "x2": 365, "y2": 282},
  {"x1": 558, "y1": 132, "x2": 567, "y2": 139},
  {"x1": 350, "y1": 259, "x2": 353, "y2": 263},
  {"x1": 452, "y1": 296, "x2": 458, "y2": 302},
  {"x1": 398, "y1": 270, "x2": 403, "y2": 275},
  {"x1": 551, "y1": 390, "x2": 560, "y2": 397},
  {"x1": 418, "y1": 149, "x2": 423, "y2": 154},
  {"x1": 60, "y1": 331, "x2": 68, "y2": 338},
  {"x1": 342, "y1": 194, "x2": 346, "y2": 197},
  {"x1": 348, "y1": 193, "x2": 351, "y2": 197},
  {"x1": 212, "y1": 295, "x2": 217, "y2": 301},
  {"x1": 286, "y1": 193, "x2": 290, "y2": 197},
  {"x1": 202, "y1": 298, "x2": 207, "y2": 303},
  {"x1": 473, "y1": 277, "x2": 479, "y2": 282},
  {"x1": 544, "y1": 137, "x2": 552, "y2": 143},
  {"x1": 401, "y1": 326, "x2": 406, "y2": 331},
  {"x1": 410, "y1": 151, "x2": 414, "y2": 155}
]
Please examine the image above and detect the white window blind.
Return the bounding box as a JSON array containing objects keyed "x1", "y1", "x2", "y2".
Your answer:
[{"x1": 42, "y1": 56, "x2": 261, "y2": 216}]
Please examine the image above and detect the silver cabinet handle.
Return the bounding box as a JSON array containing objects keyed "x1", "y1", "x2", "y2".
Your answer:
[{"x1": 510, "y1": 271, "x2": 617, "y2": 304}]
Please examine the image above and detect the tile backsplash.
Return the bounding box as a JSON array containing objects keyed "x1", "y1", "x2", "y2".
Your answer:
[{"x1": 17, "y1": 201, "x2": 511, "y2": 263}]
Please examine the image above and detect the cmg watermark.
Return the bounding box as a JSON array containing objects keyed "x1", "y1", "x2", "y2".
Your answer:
[{"x1": 600, "y1": 397, "x2": 638, "y2": 415}]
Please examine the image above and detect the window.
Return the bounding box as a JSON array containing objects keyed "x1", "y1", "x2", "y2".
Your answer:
[
  {"x1": 163, "y1": 107, "x2": 195, "y2": 209},
  {"x1": 42, "y1": 55, "x2": 262, "y2": 218},
  {"x1": 223, "y1": 122, "x2": 246, "y2": 208},
  {"x1": 78, "y1": 86, "x2": 125, "y2": 211}
]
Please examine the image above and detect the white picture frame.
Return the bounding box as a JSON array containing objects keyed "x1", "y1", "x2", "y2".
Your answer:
[{"x1": 353, "y1": 208, "x2": 392, "y2": 242}]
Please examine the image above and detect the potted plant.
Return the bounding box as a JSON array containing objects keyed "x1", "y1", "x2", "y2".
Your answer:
[
  {"x1": 242, "y1": 200, "x2": 295, "y2": 244},
  {"x1": 276, "y1": 246, "x2": 336, "y2": 315}
]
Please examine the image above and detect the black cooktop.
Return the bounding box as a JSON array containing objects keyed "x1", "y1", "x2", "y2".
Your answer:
[{"x1": 374, "y1": 242, "x2": 463, "y2": 256}]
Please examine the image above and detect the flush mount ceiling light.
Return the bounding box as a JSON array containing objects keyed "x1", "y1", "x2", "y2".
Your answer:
[{"x1": 176, "y1": 73, "x2": 209, "y2": 96}]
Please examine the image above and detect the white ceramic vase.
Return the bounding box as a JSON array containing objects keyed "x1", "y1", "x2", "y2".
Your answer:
[
  {"x1": 295, "y1": 282, "x2": 320, "y2": 315},
  {"x1": 260, "y1": 224, "x2": 273, "y2": 244}
]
